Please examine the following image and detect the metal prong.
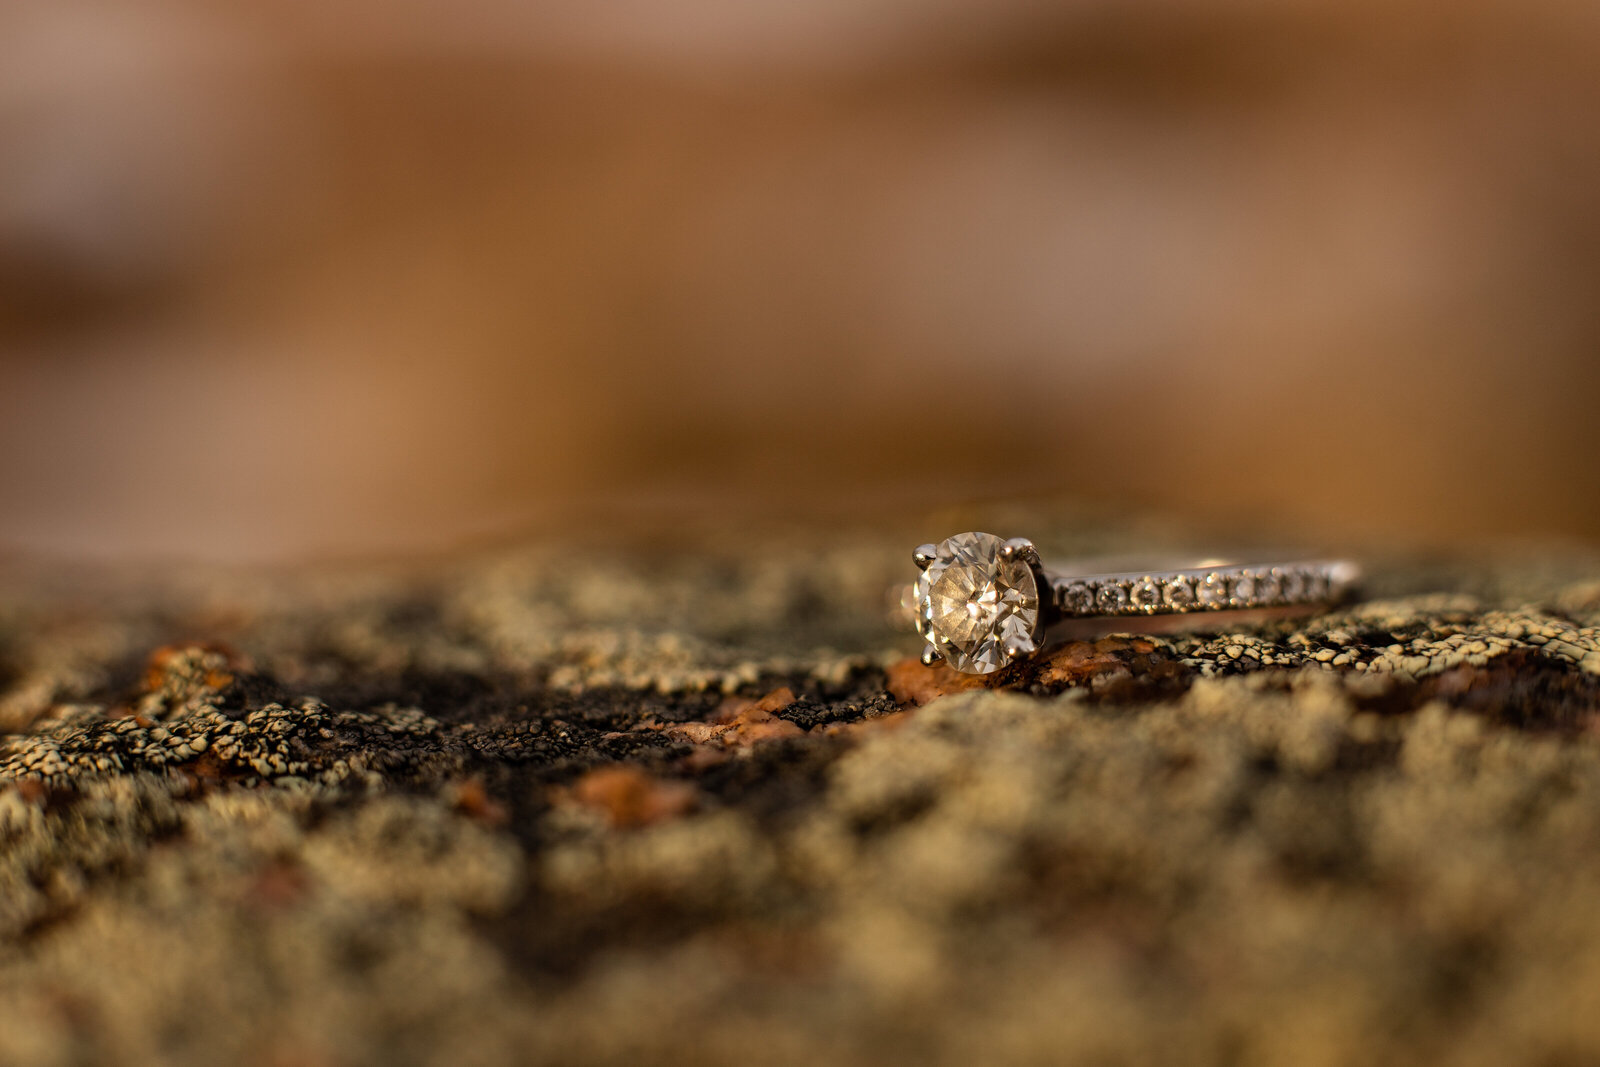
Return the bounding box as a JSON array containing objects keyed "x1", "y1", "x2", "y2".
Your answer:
[
  {"x1": 920, "y1": 644, "x2": 943, "y2": 666},
  {"x1": 1002, "y1": 642, "x2": 1029, "y2": 662},
  {"x1": 912, "y1": 543, "x2": 939, "y2": 570},
  {"x1": 999, "y1": 537, "x2": 1039, "y2": 565}
]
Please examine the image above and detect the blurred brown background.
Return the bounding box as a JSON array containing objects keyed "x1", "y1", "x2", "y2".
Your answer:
[{"x1": 3, "y1": 0, "x2": 1599, "y2": 560}]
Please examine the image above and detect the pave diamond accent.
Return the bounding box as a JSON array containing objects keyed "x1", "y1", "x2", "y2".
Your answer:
[
  {"x1": 1060, "y1": 582, "x2": 1095, "y2": 615},
  {"x1": 1096, "y1": 582, "x2": 1130, "y2": 612},
  {"x1": 1163, "y1": 578, "x2": 1197, "y2": 609},
  {"x1": 918, "y1": 532, "x2": 1040, "y2": 674},
  {"x1": 1197, "y1": 573, "x2": 1230, "y2": 608},
  {"x1": 1131, "y1": 579, "x2": 1163, "y2": 613}
]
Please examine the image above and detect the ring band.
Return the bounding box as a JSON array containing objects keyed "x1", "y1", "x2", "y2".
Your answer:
[
  {"x1": 1049, "y1": 559, "x2": 1359, "y2": 618},
  {"x1": 907, "y1": 531, "x2": 1360, "y2": 675}
]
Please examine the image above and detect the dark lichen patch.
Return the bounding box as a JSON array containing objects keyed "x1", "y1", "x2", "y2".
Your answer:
[
  {"x1": 1420, "y1": 652, "x2": 1600, "y2": 734},
  {"x1": 306, "y1": 667, "x2": 512, "y2": 724},
  {"x1": 773, "y1": 689, "x2": 900, "y2": 730}
]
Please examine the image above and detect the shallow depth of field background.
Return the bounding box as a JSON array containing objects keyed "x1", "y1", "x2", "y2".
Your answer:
[{"x1": 3, "y1": 0, "x2": 1599, "y2": 560}]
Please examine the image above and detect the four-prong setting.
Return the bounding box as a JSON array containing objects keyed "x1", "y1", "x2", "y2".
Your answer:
[
  {"x1": 998, "y1": 537, "x2": 1040, "y2": 565},
  {"x1": 911, "y1": 532, "x2": 1044, "y2": 675}
]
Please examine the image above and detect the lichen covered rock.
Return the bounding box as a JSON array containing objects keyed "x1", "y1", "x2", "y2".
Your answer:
[{"x1": 1, "y1": 519, "x2": 1599, "y2": 1065}]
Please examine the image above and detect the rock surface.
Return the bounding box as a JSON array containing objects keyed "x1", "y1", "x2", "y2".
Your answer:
[{"x1": 3, "y1": 513, "x2": 1600, "y2": 1065}]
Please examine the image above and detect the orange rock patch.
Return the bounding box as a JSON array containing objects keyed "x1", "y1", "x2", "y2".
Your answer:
[{"x1": 565, "y1": 766, "x2": 698, "y2": 829}]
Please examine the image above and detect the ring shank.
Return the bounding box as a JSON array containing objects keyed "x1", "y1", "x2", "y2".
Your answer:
[{"x1": 1046, "y1": 559, "x2": 1359, "y2": 619}]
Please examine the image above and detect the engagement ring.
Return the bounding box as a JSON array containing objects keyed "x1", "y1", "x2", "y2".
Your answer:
[{"x1": 908, "y1": 531, "x2": 1360, "y2": 675}]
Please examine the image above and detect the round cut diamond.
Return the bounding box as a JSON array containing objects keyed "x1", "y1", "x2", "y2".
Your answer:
[
  {"x1": 1096, "y1": 582, "x2": 1130, "y2": 612},
  {"x1": 1302, "y1": 571, "x2": 1327, "y2": 600},
  {"x1": 1198, "y1": 574, "x2": 1230, "y2": 608},
  {"x1": 1060, "y1": 582, "x2": 1094, "y2": 615},
  {"x1": 919, "y1": 532, "x2": 1040, "y2": 674},
  {"x1": 1132, "y1": 579, "x2": 1163, "y2": 613},
  {"x1": 1163, "y1": 578, "x2": 1197, "y2": 608}
]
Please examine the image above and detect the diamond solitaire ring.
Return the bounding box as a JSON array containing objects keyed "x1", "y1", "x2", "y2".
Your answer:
[{"x1": 909, "y1": 532, "x2": 1360, "y2": 675}]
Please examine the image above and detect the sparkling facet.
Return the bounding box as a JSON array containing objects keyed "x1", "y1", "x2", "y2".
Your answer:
[
  {"x1": 910, "y1": 574, "x2": 931, "y2": 635},
  {"x1": 918, "y1": 532, "x2": 1040, "y2": 674}
]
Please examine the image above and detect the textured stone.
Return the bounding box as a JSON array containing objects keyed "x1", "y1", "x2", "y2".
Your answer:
[{"x1": 0, "y1": 511, "x2": 1598, "y2": 1065}]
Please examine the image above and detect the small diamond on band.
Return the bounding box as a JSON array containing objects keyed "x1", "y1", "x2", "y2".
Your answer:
[
  {"x1": 1198, "y1": 574, "x2": 1230, "y2": 607},
  {"x1": 1061, "y1": 582, "x2": 1095, "y2": 614},
  {"x1": 1096, "y1": 583, "x2": 1130, "y2": 613},
  {"x1": 1279, "y1": 570, "x2": 1305, "y2": 601},
  {"x1": 1163, "y1": 578, "x2": 1197, "y2": 609},
  {"x1": 1131, "y1": 579, "x2": 1163, "y2": 613}
]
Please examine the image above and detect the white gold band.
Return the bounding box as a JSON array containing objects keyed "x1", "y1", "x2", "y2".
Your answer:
[{"x1": 1048, "y1": 560, "x2": 1359, "y2": 619}]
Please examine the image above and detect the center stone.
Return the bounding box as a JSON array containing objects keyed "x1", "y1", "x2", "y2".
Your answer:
[{"x1": 919, "y1": 531, "x2": 1040, "y2": 674}]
